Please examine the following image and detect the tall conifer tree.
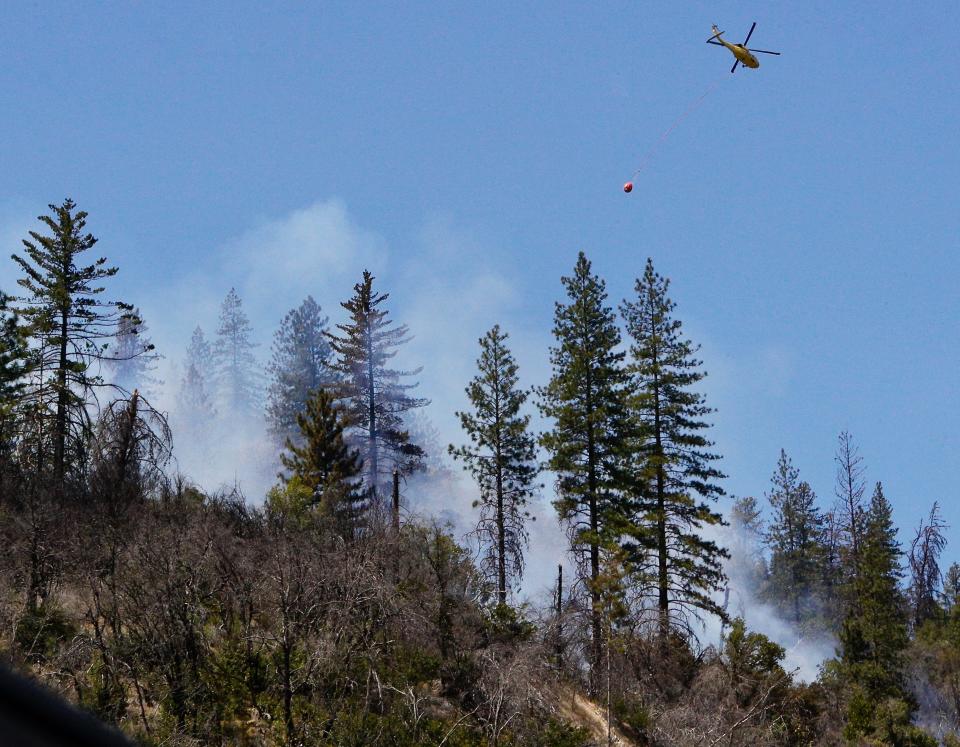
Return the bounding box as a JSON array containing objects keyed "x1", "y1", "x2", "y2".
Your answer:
[
  {"x1": 839, "y1": 482, "x2": 919, "y2": 743},
  {"x1": 835, "y1": 430, "x2": 867, "y2": 589},
  {"x1": 540, "y1": 252, "x2": 632, "y2": 677},
  {"x1": 728, "y1": 496, "x2": 767, "y2": 595},
  {"x1": 0, "y1": 291, "x2": 29, "y2": 466},
  {"x1": 173, "y1": 327, "x2": 217, "y2": 472},
  {"x1": 11, "y1": 199, "x2": 143, "y2": 487},
  {"x1": 0, "y1": 290, "x2": 28, "y2": 412},
  {"x1": 265, "y1": 296, "x2": 331, "y2": 444},
  {"x1": 942, "y1": 562, "x2": 960, "y2": 613},
  {"x1": 213, "y1": 288, "x2": 259, "y2": 417},
  {"x1": 821, "y1": 509, "x2": 844, "y2": 626},
  {"x1": 178, "y1": 326, "x2": 216, "y2": 419},
  {"x1": 450, "y1": 325, "x2": 538, "y2": 605},
  {"x1": 764, "y1": 450, "x2": 828, "y2": 627},
  {"x1": 327, "y1": 270, "x2": 427, "y2": 499},
  {"x1": 620, "y1": 258, "x2": 727, "y2": 636}
]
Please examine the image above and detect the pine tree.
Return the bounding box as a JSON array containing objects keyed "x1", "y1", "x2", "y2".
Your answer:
[
  {"x1": 764, "y1": 450, "x2": 827, "y2": 628},
  {"x1": 11, "y1": 199, "x2": 144, "y2": 487},
  {"x1": 213, "y1": 288, "x2": 259, "y2": 417},
  {"x1": 539, "y1": 252, "x2": 633, "y2": 677},
  {"x1": 835, "y1": 430, "x2": 867, "y2": 588},
  {"x1": 265, "y1": 296, "x2": 332, "y2": 444},
  {"x1": 0, "y1": 290, "x2": 28, "y2": 412},
  {"x1": 620, "y1": 257, "x2": 727, "y2": 636},
  {"x1": 730, "y1": 495, "x2": 763, "y2": 536},
  {"x1": 279, "y1": 387, "x2": 365, "y2": 533},
  {"x1": 327, "y1": 270, "x2": 428, "y2": 499},
  {"x1": 450, "y1": 325, "x2": 539, "y2": 605},
  {"x1": 0, "y1": 290, "x2": 29, "y2": 465},
  {"x1": 908, "y1": 502, "x2": 947, "y2": 629},
  {"x1": 106, "y1": 307, "x2": 162, "y2": 398},
  {"x1": 942, "y1": 562, "x2": 960, "y2": 613},
  {"x1": 839, "y1": 482, "x2": 919, "y2": 743},
  {"x1": 728, "y1": 496, "x2": 767, "y2": 596},
  {"x1": 178, "y1": 327, "x2": 216, "y2": 419}
]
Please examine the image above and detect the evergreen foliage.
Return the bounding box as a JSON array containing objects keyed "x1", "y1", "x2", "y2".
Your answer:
[
  {"x1": 763, "y1": 450, "x2": 828, "y2": 628},
  {"x1": 279, "y1": 387, "x2": 365, "y2": 533},
  {"x1": 213, "y1": 287, "x2": 259, "y2": 417},
  {"x1": 10, "y1": 199, "x2": 142, "y2": 487},
  {"x1": 943, "y1": 562, "x2": 960, "y2": 612},
  {"x1": 0, "y1": 207, "x2": 950, "y2": 744},
  {"x1": 820, "y1": 508, "x2": 845, "y2": 627},
  {"x1": 450, "y1": 324, "x2": 539, "y2": 605},
  {"x1": 0, "y1": 290, "x2": 29, "y2": 412},
  {"x1": 727, "y1": 496, "x2": 767, "y2": 594},
  {"x1": 539, "y1": 251, "x2": 633, "y2": 676},
  {"x1": 730, "y1": 495, "x2": 763, "y2": 536},
  {"x1": 839, "y1": 482, "x2": 918, "y2": 742},
  {"x1": 179, "y1": 325, "x2": 216, "y2": 418},
  {"x1": 0, "y1": 290, "x2": 29, "y2": 473},
  {"x1": 620, "y1": 257, "x2": 727, "y2": 634},
  {"x1": 722, "y1": 618, "x2": 789, "y2": 708},
  {"x1": 327, "y1": 270, "x2": 428, "y2": 499},
  {"x1": 265, "y1": 295, "x2": 332, "y2": 444}
]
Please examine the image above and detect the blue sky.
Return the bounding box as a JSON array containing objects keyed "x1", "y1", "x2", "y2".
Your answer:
[{"x1": 1, "y1": 2, "x2": 959, "y2": 576}]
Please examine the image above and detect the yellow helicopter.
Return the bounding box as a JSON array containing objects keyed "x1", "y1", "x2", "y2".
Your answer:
[{"x1": 707, "y1": 22, "x2": 780, "y2": 73}]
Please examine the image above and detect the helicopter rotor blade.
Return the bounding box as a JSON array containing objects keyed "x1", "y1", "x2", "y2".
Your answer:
[
  {"x1": 742, "y1": 21, "x2": 756, "y2": 46},
  {"x1": 706, "y1": 39, "x2": 725, "y2": 46},
  {"x1": 730, "y1": 59, "x2": 739, "y2": 73},
  {"x1": 706, "y1": 30, "x2": 724, "y2": 43},
  {"x1": 747, "y1": 48, "x2": 781, "y2": 55}
]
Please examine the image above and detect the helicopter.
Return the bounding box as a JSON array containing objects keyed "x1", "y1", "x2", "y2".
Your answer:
[{"x1": 707, "y1": 22, "x2": 780, "y2": 73}]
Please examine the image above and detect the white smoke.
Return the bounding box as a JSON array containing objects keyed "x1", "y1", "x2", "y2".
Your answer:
[
  {"x1": 697, "y1": 517, "x2": 836, "y2": 683},
  {"x1": 123, "y1": 199, "x2": 567, "y2": 600},
  {"x1": 3, "y1": 197, "x2": 844, "y2": 687}
]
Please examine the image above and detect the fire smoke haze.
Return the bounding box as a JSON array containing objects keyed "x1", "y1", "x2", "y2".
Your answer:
[
  {"x1": 0, "y1": 195, "x2": 944, "y2": 671},
  {"x1": 0, "y1": 8, "x2": 956, "y2": 678}
]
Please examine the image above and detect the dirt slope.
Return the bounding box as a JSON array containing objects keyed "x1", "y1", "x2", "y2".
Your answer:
[{"x1": 555, "y1": 684, "x2": 639, "y2": 746}]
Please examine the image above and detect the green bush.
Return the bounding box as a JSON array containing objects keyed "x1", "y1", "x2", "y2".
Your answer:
[
  {"x1": 538, "y1": 719, "x2": 592, "y2": 747},
  {"x1": 14, "y1": 604, "x2": 76, "y2": 663},
  {"x1": 612, "y1": 695, "x2": 650, "y2": 735}
]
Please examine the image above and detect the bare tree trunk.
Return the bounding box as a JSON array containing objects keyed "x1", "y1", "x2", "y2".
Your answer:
[
  {"x1": 54, "y1": 305, "x2": 69, "y2": 490},
  {"x1": 606, "y1": 621, "x2": 612, "y2": 746},
  {"x1": 653, "y1": 366, "x2": 669, "y2": 640},
  {"x1": 392, "y1": 469, "x2": 400, "y2": 581},
  {"x1": 283, "y1": 640, "x2": 294, "y2": 745},
  {"x1": 496, "y1": 464, "x2": 506, "y2": 606},
  {"x1": 583, "y1": 368, "x2": 603, "y2": 686},
  {"x1": 365, "y1": 325, "x2": 378, "y2": 500},
  {"x1": 555, "y1": 564, "x2": 563, "y2": 670}
]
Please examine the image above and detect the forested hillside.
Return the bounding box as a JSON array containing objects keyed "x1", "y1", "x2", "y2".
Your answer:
[{"x1": 2, "y1": 200, "x2": 958, "y2": 746}]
